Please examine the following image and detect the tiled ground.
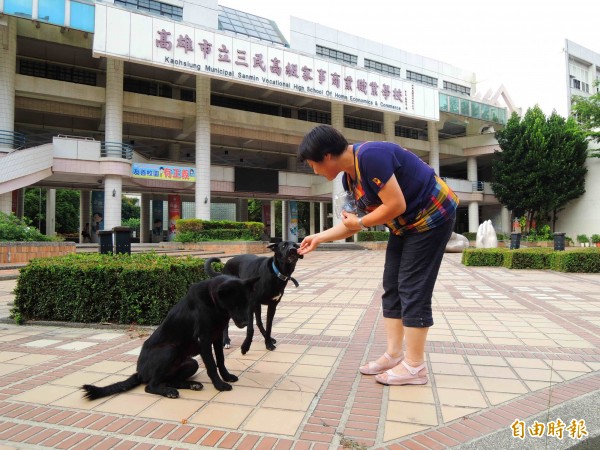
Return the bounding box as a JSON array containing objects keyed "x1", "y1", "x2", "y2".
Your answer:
[{"x1": 0, "y1": 251, "x2": 599, "y2": 449}]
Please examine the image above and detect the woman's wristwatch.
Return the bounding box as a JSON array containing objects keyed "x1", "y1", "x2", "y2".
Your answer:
[{"x1": 358, "y1": 217, "x2": 368, "y2": 230}]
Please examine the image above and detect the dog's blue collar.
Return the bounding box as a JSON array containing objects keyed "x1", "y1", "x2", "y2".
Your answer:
[{"x1": 272, "y1": 259, "x2": 299, "y2": 287}]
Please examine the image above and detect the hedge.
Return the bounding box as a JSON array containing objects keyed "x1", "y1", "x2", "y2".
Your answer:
[
  {"x1": 175, "y1": 219, "x2": 263, "y2": 242},
  {"x1": 12, "y1": 253, "x2": 210, "y2": 325},
  {"x1": 462, "y1": 248, "x2": 599, "y2": 273},
  {"x1": 461, "y1": 248, "x2": 507, "y2": 266},
  {"x1": 357, "y1": 230, "x2": 389, "y2": 241}
]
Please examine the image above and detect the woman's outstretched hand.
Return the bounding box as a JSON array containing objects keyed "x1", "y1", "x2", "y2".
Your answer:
[{"x1": 298, "y1": 234, "x2": 320, "y2": 255}]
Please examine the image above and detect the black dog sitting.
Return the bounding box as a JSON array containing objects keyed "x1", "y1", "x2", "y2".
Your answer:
[
  {"x1": 82, "y1": 274, "x2": 259, "y2": 399},
  {"x1": 205, "y1": 241, "x2": 302, "y2": 354}
]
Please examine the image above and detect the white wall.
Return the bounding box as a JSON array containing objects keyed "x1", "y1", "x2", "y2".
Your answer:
[{"x1": 555, "y1": 153, "x2": 600, "y2": 240}]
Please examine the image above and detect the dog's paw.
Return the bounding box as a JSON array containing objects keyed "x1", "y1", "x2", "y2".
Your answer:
[
  {"x1": 241, "y1": 341, "x2": 251, "y2": 355},
  {"x1": 165, "y1": 389, "x2": 179, "y2": 399},
  {"x1": 223, "y1": 373, "x2": 238, "y2": 382},
  {"x1": 266, "y1": 339, "x2": 277, "y2": 351},
  {"x1": 214, "y1": 382, "x2": 232, "y2": 391},
  {"x1": 190, "y1": 382, "x2": 203, "y2": 391},
  {"x1": 223, "y1": 343, "x2": 231, "y2": 349}
]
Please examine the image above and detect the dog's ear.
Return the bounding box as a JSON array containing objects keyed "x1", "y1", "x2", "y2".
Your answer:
[
  {"x1": 267, "y1": 243, "x2": 277, "y2": 251},
  {"x1": 214, "y1": 278, "x2": 240, "y2": 303}
]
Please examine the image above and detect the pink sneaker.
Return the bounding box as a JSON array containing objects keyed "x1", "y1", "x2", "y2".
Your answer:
[
  {"x1": 375, "y1": 360, "x2": 428, "y2": 386},
  {"x1": 359, "y1": 352, "x2": 403, "y2": 375}
]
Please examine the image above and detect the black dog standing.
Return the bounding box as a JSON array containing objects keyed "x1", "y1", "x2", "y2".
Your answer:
[
  {"x1": 205, "y1": 241, "x2": 302, "y2": 354},
  {"x1": 82, "y1": 274, "x2": 259, "y2": 399}
]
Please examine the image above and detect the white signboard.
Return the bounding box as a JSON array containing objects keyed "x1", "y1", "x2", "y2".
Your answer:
[{"x1": 93, "y1": 4, "x2": 439, "y2": 120}]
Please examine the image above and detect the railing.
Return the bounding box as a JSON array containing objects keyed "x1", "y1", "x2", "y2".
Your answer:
[
  {"x1": 101, "y1": 142, "x2": 133, "y2": 160},
  {"x1": 0, "y1": 130, "x2": 26, "y2": 150},
  {"x1": 472, "y1": 181, "x2": 484, "y2": 192}
]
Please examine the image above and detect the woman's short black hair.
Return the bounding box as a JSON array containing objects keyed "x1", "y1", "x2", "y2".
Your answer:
[{"x1": 298, "y1": 125, "x2": 348, "y2": 163}]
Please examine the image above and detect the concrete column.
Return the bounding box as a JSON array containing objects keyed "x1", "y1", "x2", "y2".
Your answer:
[
  {"x1": 237, "y1": 199, "x2": 248, "y2": 222},
  {"x1": 281, "y1": 200, "x2": 287, "y2": 240},
  {"x1": 500, "y1": 206, "x2": 511, "y2": 236},
  {"x1": 287, "y1": 156, "x2": 297, "y2": 171},
  {"x1": 105, "y1": 58, "x2": 123, "y2": 145},
  {"x1": 45, "y1": 189, "x2": 56, "y2": 237},
  {"x1": 80, "y1": 190, "x2": 91, "y2": 241},
  {"x1": 0, "y1": 16, "x2": 16, "y2": 151},
  {"x1": 428, "y1": 121, "x2": 440, "y2": 174},
  {"x1": 103, "y1": 175, "x2": 122, "y2": 230},
  {"x1": 270, "y1": 200, "x2": 276, "y2": 238},
  {"x1": 0, "y1": 17, "x2": 17, "y2": 212},
  {"x1": 195, "y1": 75, "x2": 211, "y2": 219},
  {"x1": 383, "y1": 113, "x2": 396, "y2": 141},
  {"x1": 467, "y1": 156, "x2": 478, "y2": 183},
  {"x1": 168, "y1": 143, "x2": 181, "y2": 162},
  {"x1": 309, "y1": 201, "x2": 315, "y2": 235},
  {"x1": 16, "y1": 189, "x2": 25, "y2": 217},
  {"x1": 468, "y1": 201, "x2": 479, "y2": 233},
  {"x1": 0, "y1": 194, "x2": 12, "y2": 215},
  {"x1": 140, "y1": 193, "x2": 150, "y2": 243},
  {"x1": 319, "y1": 202, "x2": 326, "y2": 233},
  {"x1": 330, "y1": 102, "x2": 345, "y2": 240}
]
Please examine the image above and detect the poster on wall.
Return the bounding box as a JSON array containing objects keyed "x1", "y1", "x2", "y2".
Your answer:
[
  {"x1": 168, "y1": 194, "x2": 181, "y2": 242},
  {"x1": 91, "y1": 191, "x2": 104, "y2": 243},
  {"x1": 287, "y1": 201, "x2": 298, "y2": 243}
]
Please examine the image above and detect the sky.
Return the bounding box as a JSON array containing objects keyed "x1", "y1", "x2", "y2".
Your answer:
[{"x1": 219, "y1": 0, "x2": 599, "y2": 117}]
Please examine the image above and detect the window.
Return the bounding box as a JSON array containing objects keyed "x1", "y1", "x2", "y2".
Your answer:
[
  {"x1": 395, "y1": 126, "x2": 419, "y2": 139},
  {"x1": 3, "y1": 0, "x2": 33, "y2": 18},
  {"x1": 38, "y1": 0, "x2": 65, "y2": 24},
  {"x1": 345, "y1": 117, "x2": 381, "y2": 133},
  {"x1": 218, "y1": 6, "x2": 288, "y2": 47},
  {"x1": 18, "y1": 58, "x2": 97, "y2": 86},
  {"x1": 124, "y1": 77, "x2": 172, "y2": 98},
  {"x1": 115, "y1": 0, "x2": 182, "y2": 21},
  {"x1": 70, "y1": 1, "x2": 95, "y2": 32},
  {"x1": 364, "y1": 59, "x2": 400, "y2": 77},
  {"x1": 316, "y1": 46, "x2": 357, "y2": 66},
  {"x1": 406, "y1": 71, "x2": 437, "y2": 87},
  {"x1": 443, "y1": 81, "x2": 470, "y2": 96},
  {"x1": 298, "y1": 109, "x2": 331, "y2": 124}
]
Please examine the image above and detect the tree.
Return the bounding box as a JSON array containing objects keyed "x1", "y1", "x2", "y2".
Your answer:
[
  {"x1": 24, "y1": 188, "x2": 80, "y2": 234},
  {"x1": 122, "y1": 195, "x2": 140, "y2": 221},
  {"x1": 492, "y1": 106, "x2": 588, "y2": 231},
  {"x1": 571, "y1": 79, "x2": 600, "y2": 157}
]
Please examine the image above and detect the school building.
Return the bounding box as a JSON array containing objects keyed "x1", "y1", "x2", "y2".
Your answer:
[{"x1": 0, "y1": 0, "x2": 520, "y2": 243}]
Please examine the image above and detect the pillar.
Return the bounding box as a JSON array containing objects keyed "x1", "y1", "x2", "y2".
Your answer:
[
  {"x1": 168, "y1": 143, "x2": 181, "y2": 161},
  {"x1": 467, "y1": 156, "x2": 479, "y2": 232},
  {"x1": 270, "y1": 200, "x2": 276, "y2": 238},
  {"x1": 319, "y1": 202, "x2": 326, "y2": 233},
  {"x1": 105, "y1": 58, "x2": 123, "y2": 146},
  {"x1": 428, "y1": 121, "x2": 440, "y2": 174},
  {"x1": 140, "y1": 193, "x2": 150, "y2": 243},
  {"x1": 80, "y1": 190, "x2": 90, "y2": 241},
  {"x1": 383, "y1": 113, "x2": 396, "y2": 141},
  {"x1": 103, "y1": 175, "x2": 122, "y2": 230},
  {"x1": 195, "y1": 76, "x2": 211, "y2": 219},
  {"x1": 45, "y1": 189, "x2": 56, "y2": 237},
  {"x1": 500, "y1": 207, "x2": 511, "y2": 236},
  {"x1": 281, "y1": 200, "x2": 288, "y2": 240},
  {"x1": 0, "y1": 17, "x2": 17, "y2": 212},
  {"x1": 237, "y1": 199, "x2": 248, "y2": 221},
  {"x1": 331, "y1": 102, "x2": 345, "y2": 240},
  {"x1": 309, "y1": 201, "x2": 315, "y2": 235}
]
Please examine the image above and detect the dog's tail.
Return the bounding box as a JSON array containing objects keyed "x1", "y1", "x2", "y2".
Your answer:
[
  {"x1": 204, "y1": 257, "x2": 223, "y2": 278},
  {"x1": 82, "y1": 373, "x2": 142, "y2": 400}
]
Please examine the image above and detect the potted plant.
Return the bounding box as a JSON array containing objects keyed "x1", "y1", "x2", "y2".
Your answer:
[
  {"x1": 576, "y1": 234, "x2": 590, "y2": 247},
  {"x1": 592, "y1": 234, "x2": 600, "y2": 248}
]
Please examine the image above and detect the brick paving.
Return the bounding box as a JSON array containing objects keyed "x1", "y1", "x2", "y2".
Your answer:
[{"x1": 0, "y1": 251, "x2": 599, "y2": 449}]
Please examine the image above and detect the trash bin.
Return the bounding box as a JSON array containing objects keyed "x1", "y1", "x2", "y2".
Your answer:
[
  {"x1": 97, "y1": 230, "x2": 113, "y2": 254},
  {"x1": 553, "y1": 232, "x2": 566, "y2": 251},
  {"x1": 113, "y1": 226, "x2": 132, "y2": 255},
  {"x1": 510, "y1": 232, "x2": 521, "y2": 250}
]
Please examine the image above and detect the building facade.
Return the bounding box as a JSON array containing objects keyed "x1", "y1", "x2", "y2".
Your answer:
[
  {"x1": 555, "y1": 40, "x2": 600, "y2": 239},
  {"x1": 0, "y1": 0, "x2": 516, "y2": 242}
]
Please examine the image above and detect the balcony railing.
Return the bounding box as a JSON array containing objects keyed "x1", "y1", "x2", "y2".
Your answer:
[
  {"x1": 0, "y1": 130, "x2": 26, "y2": 150},
  {"x1": 101, "y1": 142, "x2": 133, "y2": 159}
]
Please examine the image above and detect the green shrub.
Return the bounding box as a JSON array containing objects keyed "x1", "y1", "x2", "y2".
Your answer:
[
  {"x1": 13, "y1": 253, "x2": 208, "y2": 325},
  {"x1": 175, "y1": 219, "x2": 263, "y2": 242},
  {"x1": 461, "y1": 248, "x2": 508, "y2": 266},
  {"x1": 357, "y1": 230, "x2": 389, "y2": 241},
  {"x1": 591, "y1": 234, "x2": 600, "y2": 244},
  {"x1": 503, "y1": 248, "x2": 552, "y2": 269},
  {"x1": 549, "y1": 249, "x2": 600, "y2": 273},
  {"x1": 576, "y1": 234, "x2": 589, "y2": 244},
  {"x1": 0, "y1": 212, "x2": 53, "y2": 242}
]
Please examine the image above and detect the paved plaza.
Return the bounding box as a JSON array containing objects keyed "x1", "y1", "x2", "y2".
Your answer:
[{"x1": 0, "y1": 250, "x2": 599, "y2": 449}]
